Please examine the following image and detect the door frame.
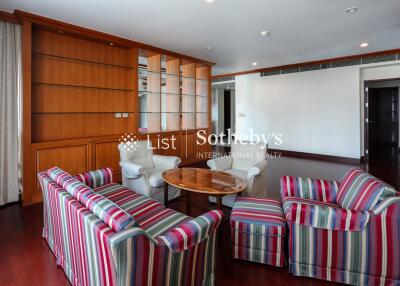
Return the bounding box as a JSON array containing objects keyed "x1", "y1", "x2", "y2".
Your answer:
[{"x1": 364, "y1": 80, "x2": 400, "y2": 164}]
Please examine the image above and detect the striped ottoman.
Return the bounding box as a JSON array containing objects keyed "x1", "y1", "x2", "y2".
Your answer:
[{"x1": 230, "y1": 197, "x2": 286, "y2": 267}]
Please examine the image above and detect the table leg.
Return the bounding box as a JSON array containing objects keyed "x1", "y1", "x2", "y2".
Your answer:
[
  {"x1": 187, "y1": 191, "x2": 191, "y2": 215},
  {"x1": 164, "y1": 181, "x2": 168, "y2": 207},
  {"x1": 216, "y1": 195, "x2": 223, "y2": 209}
]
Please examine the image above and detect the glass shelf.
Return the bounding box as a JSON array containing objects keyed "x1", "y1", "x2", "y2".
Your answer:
[
  {"x1": 196, "y1": 113, "x2": 209, "y2": 129},
  {"x1": 196, "y1": 96, "x2": 208, "y2": 113},
  {"x1": 182, "y1": 113, "x2": 195, "y2": 130}
]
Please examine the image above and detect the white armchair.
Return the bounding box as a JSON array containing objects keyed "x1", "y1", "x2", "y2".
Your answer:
[
  {"x1": 118, "y1": 140, "x2": 181, "y2": 202},
  {"x1": 208, "y1": 141, "x2": 267, "y2": 207}
]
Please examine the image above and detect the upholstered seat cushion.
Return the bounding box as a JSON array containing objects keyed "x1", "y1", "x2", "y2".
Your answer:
[
  {"x1": 94, "y1": 183, "x2": 165, "y2": 222},
  {"x1": 231, "y1": 197, "x2": 286, "y2": 267},
  {"x1": 139, "y1": 208, "x2": 191, "y2": 238},
  {"x1": 337, "y1": 168, "x2": 397, "y2": 211},
  {"x1": 94, "y1": 182, "x2": 191, "y2": 238},
  {"x1": 231, "y1": 197, "x2": 286, "y2": 235},
  {"x1": 224, "y1": 169, "x2": 247, "y2": 180},
  {"x1": 148, "y1": 168, "x2": 164, "y2": 188}
]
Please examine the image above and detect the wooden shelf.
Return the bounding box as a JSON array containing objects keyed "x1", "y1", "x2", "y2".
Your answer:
[
  {"x1": 32, "y1": 82, "x2": 135, "y2": 92},
  {"x1": 33, "y1": 52, "x2": 135, "y2": 70}
]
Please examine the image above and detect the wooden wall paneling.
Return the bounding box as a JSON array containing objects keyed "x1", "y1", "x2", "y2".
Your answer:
[
  {"x1": 32, "y1": 114, "x2": 136, "y2": 142},
  {"x1": 32, "y1": 56, "x2": 131, "y2": 90},
  {"x1": 32, "y1": 85, "x2": 135, "y2": 113},
  {"x1": 0, "y1": 10, "x2": 20, "y2": 24},
  {"x1": 94, "y1": 141, "x2": 122, "y2": 182},
  {"x1": 22, "y1": 21, "x2": 33, "y2": 205},
  {"x1": 33, "y1": 142, "x2": 90, "y2": 203},
  {"x1": 15, "y1": 10, "x2": 215, "y2": 66},
  {"x1": 32, "y1": 29, "x2": 133, "y2": 68},
  {"x1": 180, "y1": 130, "x2": 196, "y2": 160}
]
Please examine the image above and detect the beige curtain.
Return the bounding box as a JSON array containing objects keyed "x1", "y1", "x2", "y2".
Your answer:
[{"x1": 0, "y1": 21, "x2": 21, "y2": 206}]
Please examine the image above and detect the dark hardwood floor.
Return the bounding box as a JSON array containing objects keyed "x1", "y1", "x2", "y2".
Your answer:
[{"x1": 2, "y1": 152, "x2": 394, "y2": 286}]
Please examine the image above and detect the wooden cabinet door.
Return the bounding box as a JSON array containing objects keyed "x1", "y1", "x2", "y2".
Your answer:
[{"x1": 180, "y1": 131, "x2": 196, "y2": 160}]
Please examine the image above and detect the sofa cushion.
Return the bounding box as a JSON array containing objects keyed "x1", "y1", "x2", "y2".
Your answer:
[
  {"x1": 231, "y1": 197, "x2": 286, "y2": 236},
  {"x1": 94, "y1": 183, "x2": 165, "y2": 222},
  {"x1": 84, "y1": 192, "x2": 136, "y2": 232},
  {"x1": 139, "y1": 208, "x2": 191, "y2": 238},
  {"x1": 75, "y1": 167, "x2": 113, "y2": 189},
  {"x1": 148, "y1": 168, "x2": 164, "y2": 188},
  {"x1": 337, "y1": 168, "x2": 396, "y2": 211}
]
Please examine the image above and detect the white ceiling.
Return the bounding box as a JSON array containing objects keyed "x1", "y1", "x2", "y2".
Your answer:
[{"x1": 2, "y1": 0, "x2": 400, "y2": 75}]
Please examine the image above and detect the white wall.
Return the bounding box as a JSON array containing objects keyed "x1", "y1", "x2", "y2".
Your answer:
[{"x1": 236, "y1": 67, "x2": 361, "y2": 158}]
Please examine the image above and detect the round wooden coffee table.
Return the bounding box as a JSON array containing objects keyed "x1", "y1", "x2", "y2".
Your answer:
[{"x1": 162, "y1": 168, "x2": 247, "y2": 209}]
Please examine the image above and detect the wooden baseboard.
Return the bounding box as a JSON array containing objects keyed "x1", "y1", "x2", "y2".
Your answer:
[{"x1": 268, "y1": 148, "x2": 361, "y2": 164}]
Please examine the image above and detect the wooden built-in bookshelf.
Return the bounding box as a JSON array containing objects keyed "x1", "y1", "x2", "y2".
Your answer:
[{"x1": 19, "y1": 11, "x2": 213, "y2": 205}]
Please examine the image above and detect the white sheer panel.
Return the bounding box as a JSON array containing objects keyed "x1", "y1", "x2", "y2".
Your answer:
[{"x1": 0, "y1": 21, "x2": 21, "y2": 205}]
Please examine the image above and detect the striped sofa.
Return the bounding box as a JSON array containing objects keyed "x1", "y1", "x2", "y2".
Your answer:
[
  {"x1": 281, "y1": 168, "x2": 400, "y2": 285},
  {"x1": 39, "y1": 167, "x2": 223, "y2": 286}
]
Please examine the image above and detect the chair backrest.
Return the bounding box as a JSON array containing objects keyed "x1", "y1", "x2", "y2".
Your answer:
[
  {"x1": 118, "y1": 140, "x2": 155, "y2": 169},
  {"x1": 231, "y1": 141, "x2": 266, "y2": 171}
]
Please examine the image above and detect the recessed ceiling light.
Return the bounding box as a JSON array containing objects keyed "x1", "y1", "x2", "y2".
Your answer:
[
  {"x1": 252, "y1": 62, "x2": 258, "y2": 66},
  {"x1": 205, "y1": 0, "x2": 214, "y2": 3},
  {"x1": 205, "y1": 46, "x2": 213, "y2": 50},
  {"x1": 360, "y1": 42, "x2": 369, "y2": 48},
  {"x1": 345, "y1": 7, "x2": 358, "y2": 14},
  {"x1": 109, "y1": 42, "x2": 114, "y2": 46},
  {"x1": 260, "y1": 30, "x2": 270, "y2": 37}
]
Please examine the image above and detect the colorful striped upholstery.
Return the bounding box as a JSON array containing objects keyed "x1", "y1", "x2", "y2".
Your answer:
[
  {"x1": 48, "y1": 167, "x2": 135, "y2": 232},
  {"x1": 139, "y1": 208, "x2": 191, "y2": 238},
  {"x1": 157, "y1": 210, "x2": 223, "y2": 252},
  {"x1": 84, "y1": 192, "x2": 136, "y2": 232},
  {"x1": 283, "y1": 197, "x2": 370, "y2": 231},
  {"x1": 47, "y1": 167, "x2": 93, "y2": 204},
  {"x1": 94, "y1": 183, "x2": 165, "y2": 223},
  {"x1": 230, "y1": 197, "x2": 286, "y2": 267},
  {"x1": 281, "y1": 175, "x2": 339, "y2": 203},
  {"x1": 337, "y1": 168, "x2": 397, "y2": 211},
  {"x1": 282, "y1": 174, "x2": 400, "y2": 285},
  {"x1": 39, "y1": 168, "x2": 222, "y2": 286},
  {"x1": 75, "y1": 168, "x2": 114, "y2": 189}
]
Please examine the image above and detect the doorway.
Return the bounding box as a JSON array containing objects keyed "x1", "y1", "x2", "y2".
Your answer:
[
  {"x1": 223, "y1": 89, "x2": 231, "y2": 136},
  {"x1": 365, "y1": 82, "x2": 400, "y2": 164}
]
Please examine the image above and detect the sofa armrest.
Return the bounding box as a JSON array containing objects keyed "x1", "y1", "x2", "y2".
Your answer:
[
  {"x1": 280, "y1": 175, "x2": 340, "y2": 203},
  {"x1": 153, "y1": 155, "x2": 181, "y2": 171},
  {"x1": 156, "y1": 210, "x2": 223, "y2": 252},
  {"x1": 284, "y1": 199, "x2": 370, "y2": 231},
  {"x1": 372, "y1": 196, "x2": 400, "y2": 215},
  {"x1": 246, "y1": 160, "x2": 267, "y2": 181},
  {"x1": 207, "y1": 156, "x2": 233, "y2": 171},
  {"x1": 119, "y1": 161, "x2": 145, "y2": 179}
]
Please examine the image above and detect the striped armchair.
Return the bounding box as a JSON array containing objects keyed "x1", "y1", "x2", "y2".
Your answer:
[
  {"x1": 281, "y1": 169, "x2": 400, "y2": 285},
  {"x1": 39, "y1": 167, "x2": 222, "y2": 286}
]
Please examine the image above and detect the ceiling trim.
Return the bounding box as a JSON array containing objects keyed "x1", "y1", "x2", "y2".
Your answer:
[
  {"x1": 13, "y1": 9, "x2": 215, "y2": 66},
  {"x1": 212, "y1": 49, "x2": 400, "y2": 78},
  {"x1": 0, "y1": 10, "x2": 20, "y2": 24}
]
